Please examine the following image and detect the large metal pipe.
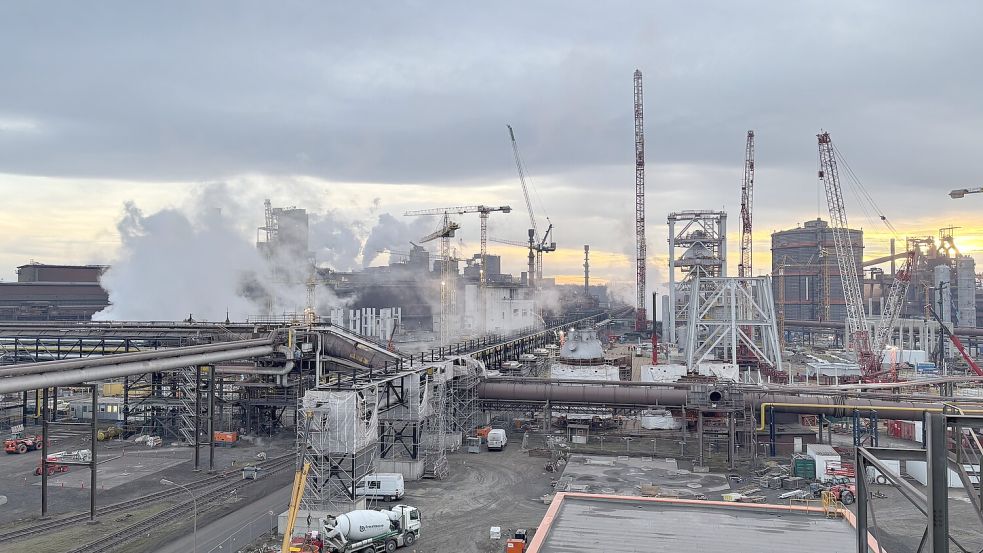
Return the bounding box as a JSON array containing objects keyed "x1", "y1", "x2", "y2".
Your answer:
[
  {"x1": 0, "y1": 336, "x2": 275, "y2": 376},
  {"x1": 0, "y1": 345, "x2": 274, "y2": 394},
  {"x1": 478, "y1": 380, "x2": 688, "y2": 406},
  {"x1": 786, "y1": 319, "x2": 983, "y2": 338},
  {"x1": 477, "y1": 381, "x2": 983, "y2": 422}
]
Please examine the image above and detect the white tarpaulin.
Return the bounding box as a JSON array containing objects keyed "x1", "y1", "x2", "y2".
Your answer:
[
  {"x1": 697, "y1": 363, "x2": 739, "y2": 382},
  {"x1": 640, "y1": 410, "x2": 682, "y2": 430},
  {"x1": 640, "y1": 364, "x2": 687, "y2": 383},
  {"x1": 550, "y1": 365, "x2": 620, "y2": 381}
]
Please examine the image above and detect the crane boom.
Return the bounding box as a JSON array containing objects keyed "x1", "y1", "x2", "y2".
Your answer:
[
  {"x1": 739, "y1": 131, "x2": 755, "y2": 278},
  {"x1": 817, "y1": 131, "x2": 874, "y2": 378},
  {"x1": 404, "y1": 205, "x2": 511, "y2": 217},
  {"x1": 507, "y1": 125, "x2": 538, "y2": 241},
  {"x1": 633, "y1": 69, "x2": 647, "y2": 332},
  {"x1": 870, "y1": 250, "x2": 916, "y2": 363}
]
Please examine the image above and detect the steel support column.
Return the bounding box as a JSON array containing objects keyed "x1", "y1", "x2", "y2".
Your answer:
[
  {"x1": 208, "y1": 365, "x2": 215, "y2": 473},
  {"x1": 194, "y1": 365, "x2": 202, "y2": 472},
  {"x1": 40, "y1": 387, "x2": 48, "y2": 518},
  {"x1": 926, "y1": 412, "x2": 948, "y2": 553}
]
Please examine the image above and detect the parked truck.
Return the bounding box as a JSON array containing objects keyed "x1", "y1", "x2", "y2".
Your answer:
[{"x1": 320, "y1": 505, "x2": 421, "y2": 553}]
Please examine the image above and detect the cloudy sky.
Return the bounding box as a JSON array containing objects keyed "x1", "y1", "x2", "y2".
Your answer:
[{"x1": 1, "y1": 1, "x2": 981, "y2": 307}]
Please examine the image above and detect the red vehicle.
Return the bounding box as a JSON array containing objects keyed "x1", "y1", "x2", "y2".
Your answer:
[
  {"x1": 828, "y1": 483, "x2": 856, "y2": 505},
  {"x1": 4, "y1": 434, "x2": 44, "y2": 454},
  {"x1": 34, "y1": 461, "x2": 69, "y2": 477}
]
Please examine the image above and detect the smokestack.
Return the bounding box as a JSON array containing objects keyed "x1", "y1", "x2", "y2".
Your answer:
[{"x1": 583, "y1": 245, "x2": 590, "y2": 296}]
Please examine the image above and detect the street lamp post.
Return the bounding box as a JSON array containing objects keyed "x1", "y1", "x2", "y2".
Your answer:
[
  {"x1": 161, "y1": 478, "x2": 197, "y2": 552},
  {"x1": 949, "y1": 187, "x2": 983, "y2": 199}
]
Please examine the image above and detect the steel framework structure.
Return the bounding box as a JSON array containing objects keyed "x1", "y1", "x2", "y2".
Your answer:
[
  {"x1": 633, "y1": 69, "x2": 647, "y2": 331},
  {"x1": 667, "y1": 210, "x2": 727, "y2": 345},
  {"x1": 683, "y1": 276, "x2": 783, "y2": 383}
]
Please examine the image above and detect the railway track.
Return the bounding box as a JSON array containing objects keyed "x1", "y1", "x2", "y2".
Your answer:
[
  {"x1": 0, "y1": 452, "x2": 295, "y2": 544},
  {"x1": 65, "y1": 453, "x2": 295, "y2": 553}
]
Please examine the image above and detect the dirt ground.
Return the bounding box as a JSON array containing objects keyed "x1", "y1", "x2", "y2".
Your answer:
[{"x1": 403, "y1": 438, "x2": 554, "y2": 553}]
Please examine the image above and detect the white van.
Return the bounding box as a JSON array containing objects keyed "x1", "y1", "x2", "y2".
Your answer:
[
  {"x1": 487, "y1": 429, "x2": 508, "y2": 451},
  {"x1": 355, "y1": 473, "x2": 405, "y2": 501}
]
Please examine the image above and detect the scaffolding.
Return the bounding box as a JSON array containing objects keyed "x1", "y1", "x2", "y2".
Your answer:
[
  {"x1": 420, "y1": 375, "x2": 448, "y2": 479},
  {"x1": 447, "y1": 358, "x2": 482, "y2": 438},
  {"x1": 298, "y1": 390, "x2": 379, "y2": 514}
]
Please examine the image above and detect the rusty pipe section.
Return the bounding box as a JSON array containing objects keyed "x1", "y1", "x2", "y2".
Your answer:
[{"x1": 477, "y1": 381, "x2": 983, "y2": 422}]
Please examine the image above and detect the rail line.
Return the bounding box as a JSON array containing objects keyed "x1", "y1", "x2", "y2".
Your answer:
[
  {"x1": 65, "y1": 453, "x2": 295, "y2": 552},
  {"x1": 0, "y1": 452, "x2": 295, "y2": 544}
]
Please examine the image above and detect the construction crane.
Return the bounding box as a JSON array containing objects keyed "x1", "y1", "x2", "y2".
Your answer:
[
  {"x1": 281, "y1": 460, "x2": 312, "y2": 552},
  {"x1": 950, "y1": 187, "x2": 983, "y2": 199},
  {"x1": 506, "y1": 125, "x2": 556, "y2": 287},
  {"x1": 404, "y1": 213, "x2": 460, "y2": 345},
  {"x1": 818, "y1": 131, "x2": 915, "y2": 382},
  {"x1": 404, "y1": 205, "x2": 511, "y2": 286},
  {"x1": 928, "y1": 305, "x2": 983, "y2": 376},
  {"x1": 738, "y1": 131, "x2": 755, "y2": 278},
  {"x1": 633, "y1": 69, "x2": 647, "y2": 332},
  {"x1": 489, "y1": 223, "x2": 554, "y2": 284}
]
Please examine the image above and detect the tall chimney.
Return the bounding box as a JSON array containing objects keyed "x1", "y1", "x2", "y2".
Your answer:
[{"x1": 584, "y1": 245, "x2": 590, "y2": 296}]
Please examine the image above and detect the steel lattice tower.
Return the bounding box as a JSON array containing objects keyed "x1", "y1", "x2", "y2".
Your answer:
[
  {"x1": 633, "y1": 69, "x2": 647, "y2": 331},
  {"x1": 738, "y1": 130, "x2": 755, "y2": 278}
]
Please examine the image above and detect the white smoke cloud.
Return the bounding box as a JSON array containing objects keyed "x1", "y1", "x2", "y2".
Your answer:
[
  {"x1": 95, "y1": 201, "x2": 270, "y2": 321},
  {"x1": 94, "y1": 182, "x2": 440, "y2": 321}
]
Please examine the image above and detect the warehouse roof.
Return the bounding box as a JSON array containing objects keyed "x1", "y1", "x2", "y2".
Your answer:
[{"x1": 528, "y1": 493, "x2": 874, "y2": 553}]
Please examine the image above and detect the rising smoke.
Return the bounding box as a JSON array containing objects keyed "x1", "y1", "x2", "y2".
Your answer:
[
  {"x1": 95, "y1": 201, "x2": 269, "y2": 321},
  {"x1": 95, "y1": 183, "x2": 426, "y2": 321}
]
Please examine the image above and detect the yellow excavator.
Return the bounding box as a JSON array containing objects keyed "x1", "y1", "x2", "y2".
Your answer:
[{"x1": 282, "y1": 460, "x2": 313, "y2": 552}]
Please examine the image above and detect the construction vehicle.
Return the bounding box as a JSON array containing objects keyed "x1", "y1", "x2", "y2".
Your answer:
[
  {"x1": 928, "y1": 305, "x2": 983, "y2": 376},
  {"x1": 4, "y1": 434, "x2": 43, "y2": 454},
  {"x1": 281, "y1": 460, "x2": 312, "y2": 552},
  {"x1": 34, "y1": 459, "x2": 70, "y2": 477},
  {"x1": 320, "y1": 505, "x2": 421, "y2": 553},
  {"x1": 827, "y1": 483, "x2": 856, "y2": 505}
]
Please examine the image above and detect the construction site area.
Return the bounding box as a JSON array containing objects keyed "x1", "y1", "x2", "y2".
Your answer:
[{"x1": 4, "y1": 11, "x2": 983, "y2": 553}]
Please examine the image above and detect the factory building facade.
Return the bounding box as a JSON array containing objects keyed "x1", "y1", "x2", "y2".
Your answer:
[{"x1": 0, "y1": 263, "x2": 109, "y2": 321}]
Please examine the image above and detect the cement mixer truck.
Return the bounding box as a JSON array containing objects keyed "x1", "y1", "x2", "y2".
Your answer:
[{"x1": 319, "y1": 504, "x2": 421, "y2": 553}]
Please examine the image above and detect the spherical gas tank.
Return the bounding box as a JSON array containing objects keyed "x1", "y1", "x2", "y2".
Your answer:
[{"x1": 334, "y1": 510, "x2": 393, "y2": 541}]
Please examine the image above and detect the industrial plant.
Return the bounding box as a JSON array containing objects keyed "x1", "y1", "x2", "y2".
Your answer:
[{"x1": 2, "y1": 11, "x2": 983, "y2": 553}]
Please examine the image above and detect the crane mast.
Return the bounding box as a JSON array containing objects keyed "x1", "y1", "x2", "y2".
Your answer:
[
  {"x1": 817, "y1": 131, "x2": 875, "y2": 377},
  {"x1": 633, "y1": 69, "x2": 647, "y2": 332},
  {"x1": 739, "y1": 131, "x2": 755, "y2": 278}
]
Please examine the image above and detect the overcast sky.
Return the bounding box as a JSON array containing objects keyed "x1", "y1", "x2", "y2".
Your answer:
[{"x1": 1, "y1": 1, "x2": 981, "y2": 303}]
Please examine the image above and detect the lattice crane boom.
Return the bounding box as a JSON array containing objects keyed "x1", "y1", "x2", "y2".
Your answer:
[
  {"x1": 739, "y1": 131, "x2": 755, "y2": 278},
  {"x1": 633, "y1": 69, "x2": 647, "y2": 332},
  {"x1": 871, "y1": 250, "x2": 916, "y2": 361},
  {"x1": 817, "y1": 131, "x2": 875, "y2": 377},
  {"x1": 507, "y1": 125, "x2": 538, "y2": 241}
]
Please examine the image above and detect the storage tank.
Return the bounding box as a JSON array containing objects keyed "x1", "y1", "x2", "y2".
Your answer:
[
  {"x1": 771, "y1": 218, "x2": 863, "y2": 322},
  {"x1": 330, "y1": 510, "x2": 393, "y2": 541}
]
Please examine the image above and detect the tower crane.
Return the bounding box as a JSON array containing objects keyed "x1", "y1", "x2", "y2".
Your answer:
[
  {"x1": 507, "y1": 125, "x2": 556, "y2": 287},
  {"x1": 403, "y1": 212, "x2": 460, "y2": 345},
  {"x1": 405, "y1": 205, "x2": 509, "y2": 338},
  {"x1": 404, "y1": 205, "x2": 511, "y2": 286},
  {"x1": 738, "y1": 131, "x2": 755, "y2": 278},
  {"x1": 817, "y1": 131, "x2": 915, "y2": 382}
]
